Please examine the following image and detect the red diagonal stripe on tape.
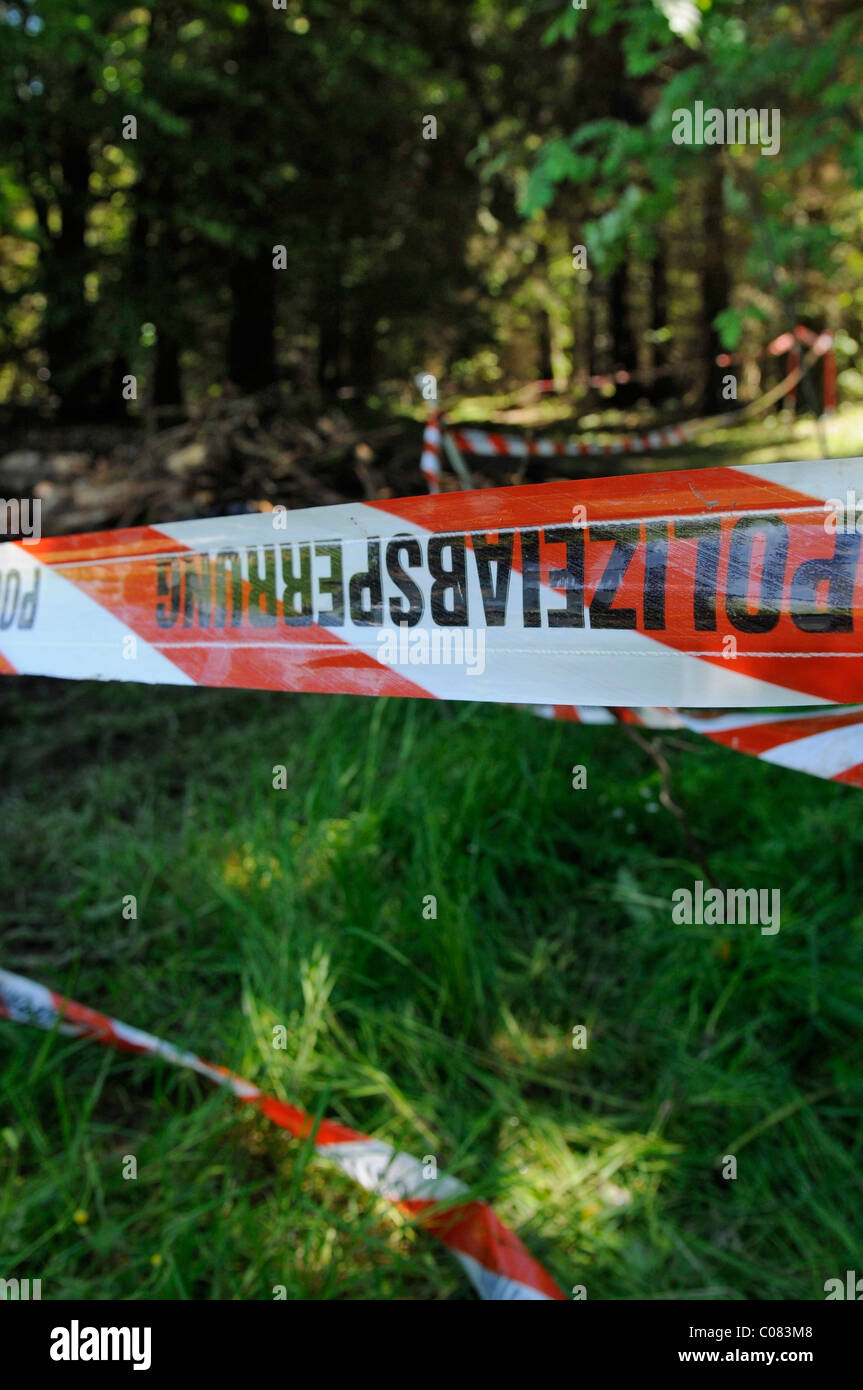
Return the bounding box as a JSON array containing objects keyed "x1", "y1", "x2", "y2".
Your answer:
[
  {"x1": 833, "y1": 761, "x2": 863, "y2": 788},
  {"x1": 370, "y1": 464, "x2": 820, "y2": 532},
  {"x1": 28, "y1": 525, "x2": 191, "y2": 565},
  {"x1": 693, "y1": 707, "x2": 863, "y2": 756},
  {"x1": 487, "y1": 433, "x2": 511, "y2": 456},
  {"x1": 407, "y1": 1199, "x2": 564, "y2": 1300}
]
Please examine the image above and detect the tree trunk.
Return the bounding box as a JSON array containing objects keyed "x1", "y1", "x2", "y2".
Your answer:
[
  {"x1": 537, "y1": 305, "x2": 554, "y2": 383},
  {"x1": 348, "y1": 294, "x2": 376, "y2": 399},
  {"x1": 228, "y1": 253, "x2": 276, "y2": 394},
  {"x1": 651, "y1": 244, "x2": 668, "y2": 369},
  {"x1": 534, "y1": 242, "x2": 554, "y2": 384},
  {"x1": 153, "y1": 333, "x2": 183, "y2": 409},
  {"x1": 608, "y1": 255, "x2": 639, "y2": 406},
  {"x1": 41, "y1": 132, "x2": 102, "y2": 420},
  {"x1": 701, "y1": 156, "x2": 732, "y2": 412},
  {"x1": 583, "y1": 281, "x2": 597, "y2": 380},
  {"x1": 608, "y1": 257, "x2": 637, "y2": 371},
  {"x1": 223, "y1": 5, "x2": 279, "y2": 395},
  {"x1": 316, "y1": 255, "x2": 344, "y2": 393}
]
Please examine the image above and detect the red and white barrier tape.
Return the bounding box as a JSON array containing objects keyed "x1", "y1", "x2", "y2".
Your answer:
[
  {"x1": 0, "y1": 968, "x2": 564, "y2": 1301},
  {"x1": 534, "y1": 704, "x2": 863, "y2": 789},
  {"x1": 446, "y1": 420, "x2": 694, "y2": 460},
  {"x1": 420, "y1": 409, "x2": 443, "y2": 493},
  {"x1": 670, "y1": 706, "x2": 863, "y2": 785},
  {"x1": 429, "y1": 333, "x2": 834, "y2": 477},
  {"x1": 1, "y1": 455, "x2": 861, "y2": 708}
]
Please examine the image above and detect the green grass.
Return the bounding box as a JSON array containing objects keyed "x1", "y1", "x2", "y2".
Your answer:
[{"x1": 2, "y1": 677, "x2": 863, "y2": 1300}]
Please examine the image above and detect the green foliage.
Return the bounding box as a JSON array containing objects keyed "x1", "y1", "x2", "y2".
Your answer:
[
  {"x1": 712, "y1": 305, "x2": 766, "y2": 351},
  {"x1": 524, "y1": 0, "x2": 863, "y2": 331},
  {"x1": 0, "y1": 1, "x2": 861, "y2": 411}
]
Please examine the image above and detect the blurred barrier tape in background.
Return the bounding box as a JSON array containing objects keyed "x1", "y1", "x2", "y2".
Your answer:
[
  {"x1": 423, "y1": 333, "x2": 833, "y2": 479},
  {"x1": 0, "y1": 968, "x2": 565, "y2": 1301}
]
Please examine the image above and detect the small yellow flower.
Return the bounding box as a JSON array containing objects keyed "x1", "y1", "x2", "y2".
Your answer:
[
  {"x1": 150, "y1": 1253, "x2": 163, "y2": 1268},
  {"x1": 73, "y1": 1209, "x2": 89, "y2": 1225}
]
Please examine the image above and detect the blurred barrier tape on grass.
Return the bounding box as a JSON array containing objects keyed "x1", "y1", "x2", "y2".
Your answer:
[{"x1": 0, "y1": 967, "x2": 565, "y2": 1301}]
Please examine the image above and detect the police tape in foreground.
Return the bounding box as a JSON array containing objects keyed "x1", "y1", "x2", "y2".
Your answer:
[
  {"x1": 532, "y1": 704, "x2": 863, "y2": 789},
  {"x1": 0, "y1": 967, "x2": 564, "y2": 1301},
  {"x1": 1, "y1": 456, "x2": 862, "y2": 708}
]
